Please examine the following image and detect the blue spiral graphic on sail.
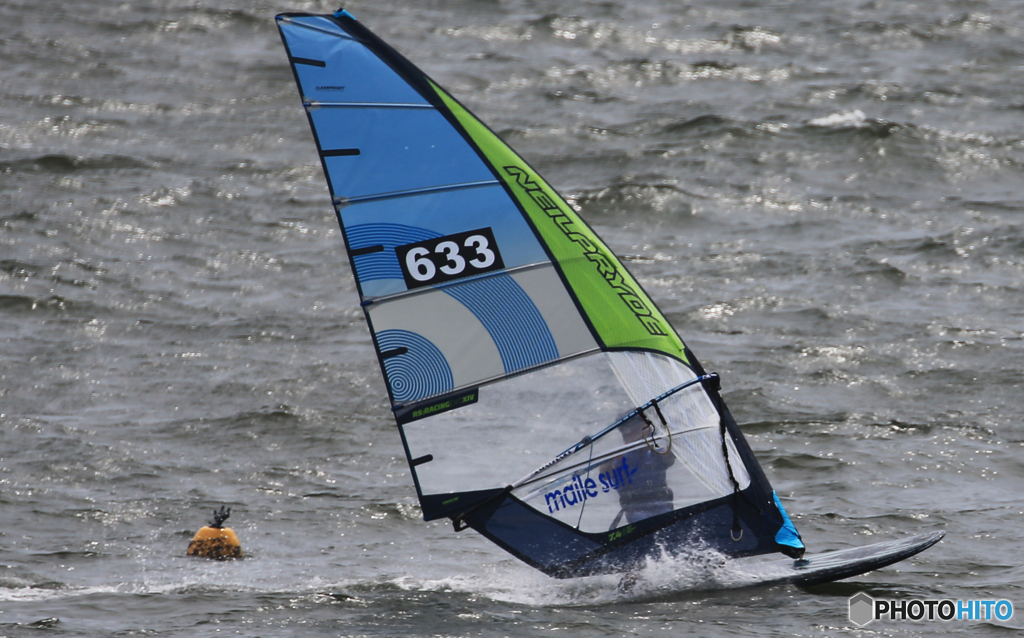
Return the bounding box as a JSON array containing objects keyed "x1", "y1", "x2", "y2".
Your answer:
[
  {"x1": 347, "y1": 223, "x2": 441, "y2": 282},
  {"x1": 377, "y1": 329, "x2": 454, "y2": 403},
  {"x1": 442, "y1": 273, "x2": 559, "y2": 374}
]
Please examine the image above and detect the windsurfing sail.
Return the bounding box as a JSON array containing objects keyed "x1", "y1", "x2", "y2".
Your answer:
[{"x1": 276, "y1": 9, "x2": 805, "y2": 578}]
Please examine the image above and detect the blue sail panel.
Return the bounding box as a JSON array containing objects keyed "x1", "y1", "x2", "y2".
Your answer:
[
  {"x1": 279, "y1": 17, "x2": 429, "y2": 106},
  {"x1": 340, "y1": 185, "x2": 550, "y2": 299},
  {"x1": 348, "y1": 222, "x2": 442, "y2": 294},
  {"x1": 310, "y1": 106, "x2": 496, "y2": 201},
  {"x1": 281, "y1": 15, "x2": 498, "y2": 203}
]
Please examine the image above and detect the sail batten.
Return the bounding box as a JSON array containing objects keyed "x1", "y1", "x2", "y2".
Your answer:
[
  {"x1": 391, "y1": 345, "x2": 604, "y2": 414},
  {"x1": 335, "y1": 179, "x2": 501, "y2": 206},
  {"x1": 307, "y1": 101, "x2": 436, "y2": 109},
  {"x1": 277, "y1": 9, "x2": 805, "y2": 577}
]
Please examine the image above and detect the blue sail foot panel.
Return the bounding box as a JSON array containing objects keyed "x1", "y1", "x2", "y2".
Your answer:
[
  {"x1": 459, "y1": 493, "x2": 602, "y2": 577},
  {"x1": 461, "y1": 486, "x2": 799, "y2": 578},
  {"x1": 772, "y1": 491, "x2": 805, "y2": 558}
]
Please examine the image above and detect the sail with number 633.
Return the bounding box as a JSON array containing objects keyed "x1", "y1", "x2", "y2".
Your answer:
[{"x1": 276, "y1": 8, "x2": 804, "y2": 578}]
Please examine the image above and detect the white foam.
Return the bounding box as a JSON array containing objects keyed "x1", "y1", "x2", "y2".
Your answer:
[
  {"x1": 807, "y1": 109, "x2": 868, "y2": 128},
  {"x1": 387, "y1": 543, "x2": 795, "y2": 606}
]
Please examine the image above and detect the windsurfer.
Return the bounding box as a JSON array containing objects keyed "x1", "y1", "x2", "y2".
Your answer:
[{"x1": 606, "y1": 415, "x2": 675, "y2": 526}]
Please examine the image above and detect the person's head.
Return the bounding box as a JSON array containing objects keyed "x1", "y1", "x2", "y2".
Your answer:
[{"x1": 619, "y1": 417, "x2": 645, "y2": 443}]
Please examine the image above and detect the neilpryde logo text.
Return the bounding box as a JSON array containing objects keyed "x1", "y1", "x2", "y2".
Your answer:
[
  {"x1": 502, "y1": 165, "x2": 669, "y2": 338},
  {"x1": 849, "y1": 592, "x2": 1014, "y2": 627},
  {"x1": 544, "y1": 457, "x2": 637, "y2": 514}
]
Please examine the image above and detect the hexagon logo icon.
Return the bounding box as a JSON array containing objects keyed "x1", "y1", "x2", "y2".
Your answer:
[{"x1": 849, "y1": 592, "x2": 875, "y2": 627}]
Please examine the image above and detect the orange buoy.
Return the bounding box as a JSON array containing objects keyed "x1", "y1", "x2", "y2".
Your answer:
[{"x1": 187, "y1": 506, "x2": 242, "y2": 560}]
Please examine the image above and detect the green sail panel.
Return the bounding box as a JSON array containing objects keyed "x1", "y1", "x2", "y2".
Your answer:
[{"x1": 430, "y1": 82, "x2": 688, "y2": 364}]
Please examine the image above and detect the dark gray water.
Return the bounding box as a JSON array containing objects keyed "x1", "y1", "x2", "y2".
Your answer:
[{"x1": 2, "y1": 0, "x2": 1022, "y2": 635}]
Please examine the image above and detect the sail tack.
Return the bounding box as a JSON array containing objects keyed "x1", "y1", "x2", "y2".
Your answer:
[{"x1": 277, "y1": 9, "x2": 803, "y2": 577}]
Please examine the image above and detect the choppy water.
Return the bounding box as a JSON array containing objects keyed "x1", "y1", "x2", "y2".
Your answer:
[{"x1": 2, "y1": 0, "x2": 1023, "y2": 636}]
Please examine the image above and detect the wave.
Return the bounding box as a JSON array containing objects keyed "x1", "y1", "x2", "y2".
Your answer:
[
  {"x1": 0, "y1": 153, "x2": 151, "y2": 174},
  {"x1": 0, "y1": 293, "x2": 75, "y2": 313}
]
